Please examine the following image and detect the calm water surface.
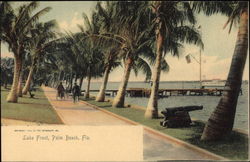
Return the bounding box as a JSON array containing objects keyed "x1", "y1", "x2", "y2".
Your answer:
[{"x1": 81, "y1": 81, "x2": 249, "y2": 131}]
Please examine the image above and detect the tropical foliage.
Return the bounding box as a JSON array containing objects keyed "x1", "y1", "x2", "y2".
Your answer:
[
  {"x1": 145, "y1": 1, "x2": 204, "y2": 118},
  {"x1": 92, "y1": 1, "x2": 169, "y2": 108},
  {"x1": 1, "y1": 1, "x2": 52, "y2": 102},
  {"x1": 22, "y1": 20, "x2": 58, "y2": 95},
  {"x1": 1, "y1": 1, "x2": 248, "y2": 142},
  {"x1": 192, "y1": 1, "x2": 248, "y2": 141},
  {"x1": 1, "y1": 57, "x2": 14, "y2": 88}
]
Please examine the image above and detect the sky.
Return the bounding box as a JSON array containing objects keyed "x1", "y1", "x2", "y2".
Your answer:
[{"x1": 1, "y1": 1, "x2": 249, "y2": 82}]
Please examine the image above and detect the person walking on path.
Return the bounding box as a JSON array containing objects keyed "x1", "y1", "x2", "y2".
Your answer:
[
  {"x1": 57, "y1": 82, "x2": 65, "y2": 100},
  {"x1": 72, "y1": 82, "x2": 80, "y2": 103}
]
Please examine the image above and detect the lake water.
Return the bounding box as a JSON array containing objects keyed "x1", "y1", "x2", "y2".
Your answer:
[{"x1": 81, "y1": 81, "x2": 249, "y2": 131}]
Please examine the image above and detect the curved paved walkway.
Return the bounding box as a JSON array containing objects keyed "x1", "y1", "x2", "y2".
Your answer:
[{"x1": 42, "y1": 86, "x2": 223, "y2": 161}]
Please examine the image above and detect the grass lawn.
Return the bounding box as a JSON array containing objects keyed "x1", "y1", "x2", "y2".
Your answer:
[
  {"x1": 1, "y1": 86, "x2": 63, "y2": 124},
  {"x1": 81, "y1": 97, "x2": 248, "y2": 160}
]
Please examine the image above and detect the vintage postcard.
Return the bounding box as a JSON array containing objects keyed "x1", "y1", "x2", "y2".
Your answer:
[{"x1": 1, "y1": 1, "x2": 249, "y2": 161}]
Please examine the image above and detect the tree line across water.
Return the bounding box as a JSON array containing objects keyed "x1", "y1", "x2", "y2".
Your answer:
[{"x1": 0, "y1": 1, "x2": 248, "y2": 141}]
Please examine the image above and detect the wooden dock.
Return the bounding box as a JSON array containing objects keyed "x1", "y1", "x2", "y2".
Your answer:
[{"x1": 81, "y1": 88, "x2": 237, "y2": 97}]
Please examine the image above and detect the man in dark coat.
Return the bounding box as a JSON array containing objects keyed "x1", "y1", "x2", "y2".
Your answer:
[
  {"x1": 57, "y1": 82, "x2": 65, "y2": 99},
  {"x1": 72, "y1": 82, "x2": 80, "y2": 103}
]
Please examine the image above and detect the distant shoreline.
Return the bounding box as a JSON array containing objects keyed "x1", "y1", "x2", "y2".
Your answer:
[{"x1": 90, "y1": 80, "x2": 249, "y2": 83}]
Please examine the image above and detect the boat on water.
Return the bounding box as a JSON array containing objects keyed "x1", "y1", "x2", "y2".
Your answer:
[{"x1": 201, "y1": 79, "x2": 226, "y2": 88}]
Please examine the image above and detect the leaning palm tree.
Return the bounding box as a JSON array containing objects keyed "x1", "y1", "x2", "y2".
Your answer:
[
  {"x1": 56, "y1": 32, "x2": 88, "y2": 91},
  {"x1": 145, "y1": 1, "x2": 204, "y2": 119},
  {"x1": 1, "y1": 1, "x2": 51, "y2": 102},
  {"x1": 80, "y1": 2, "x2": 161, "y2": 107},
  {"x1": 80, "y1": 39, "x2": 104, "y2": 99},
  {"x1": 41, "y1": 42, "x2": 70, "y2": 88},
  {"x1": 22, "y1": 20, "x2": 58, "y2": 95},
  {"x1": 94, "y1": 2, "x2": 122, "y2": 102},
  {"x1": 95, "y1": 47, "x2": 121, "y2": 102},
  {"x1": 64, "y1": 27, "x2": 105, "y2": 99},
  {"x1": 46, "y1": 35, "x2": 79, "y2": 89},
  {"x1": 39, "y1": 60, "x2": 61, "y2": 87},
  {"x1": 192, "y1": 1, "x2": 248, "y2": 141},
  {"x1": 17, "y1": 54, "x2": 25, "y2": 97},
  {"x1": 105, "y1": 1, "x2": 169, "y2": 108},
  {"x1": 78, "y1": 11, "x2": 105, "y2": 99}
]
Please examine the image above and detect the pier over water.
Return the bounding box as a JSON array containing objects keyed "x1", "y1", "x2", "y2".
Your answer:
[{"x1": 81, "y1": 88, "x2": 240, "y2": 97}]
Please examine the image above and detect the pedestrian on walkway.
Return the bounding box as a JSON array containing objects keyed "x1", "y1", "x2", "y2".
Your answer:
[
  {"x1": 57, "y1": 82, "x2": 65, "y2": 100},
  {"x1": 72, "y1": 82, "x2": 80, "y2": 103}
]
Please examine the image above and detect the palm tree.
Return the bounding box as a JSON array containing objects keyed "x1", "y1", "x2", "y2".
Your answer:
[
  {"x1": 39, "y1": 60, "x2": 60, "y2": 87},
  {"x1": 79, "y1": 2, "x2": 159, "y2": 106},
  {"x1": 62, "y1": 26, "x2": 104, "y2": 99},
  {"x1": 78, "y1": 11, "x2": 105, "y2": 99},
  {"x1": 1, "y1": 1, "x2": 51, "y2": 102},
  {"x1": 46, "y1": 35, "x2": 78, "y2": 88},
  {"x1": 60, "y1": 35, "x2": 80, "y2": 90},
  {"x1": 50, "y1": 32, "x2": 89, "y2": 92},
  {"x1": 1, "y1": 57, "x2": 14, "y2": 88},
  {"x1": 0, "y1": 1, "x2": 12, "y2": 56},
  {"x1": 145, "y1": 1, "x2": 204, "y2": 118},
  {"x1": 17, "y1": 55, "x2": 24, "y2": 97},
  {"x1": 98, "y1": 1, "x2": 169, "y2": 108},
  {"x1": 95, "y1": 47, "x2": 121, "y2": 102},
  {"x1": 22, "y1": 20, "x2": 58, "y2": 95},
  {"x1": 94, "y1": 2, "x2": 122, "y2": 102},
  {"x1": 39, "y1": 42, "x2": 69, "y2": 87},
  {"x1": 192, "y1": 1, "x2": 248, "y2": 141},
  {"x1": 80, "y1": 40, "x2": 104, "y2": 99}
]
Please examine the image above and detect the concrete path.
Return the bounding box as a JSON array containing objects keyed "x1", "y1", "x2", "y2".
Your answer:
[{"x1": 42, "y1": 86, "x2": 222, "y2": 161}]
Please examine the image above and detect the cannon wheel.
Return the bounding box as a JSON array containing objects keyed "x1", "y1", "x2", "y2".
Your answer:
[{"x1": 160, "y1": 121, "x2": 168, "y2": 127}]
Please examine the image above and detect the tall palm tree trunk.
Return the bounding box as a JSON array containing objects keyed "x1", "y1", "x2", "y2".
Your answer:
[
  {"x1": 56, "y1": 73, "x2": 61, "y2": 87},
  {"x1": 6, "y1": 55, "x2": 22, "y2": 103},
  {"x1": 22, "y1": 65, "x2": 34, "y2": 95},
  {"x1": 84, "y1": 73, "x2": 91, "y2": 99},
  {"x1": 96, "y1": 66, "x2": 111, "y2": 102},
  {"x1": 60, "y1": 71, "x2": 64, "y2": 81},
  {"x1": 79, "y1": 75, "x2": 84, "y2": 92},
  {"x1": 52, "y1": 73, "x2": 57, "y2": 88},
  {"x1": 65, "y1": 75, "x2": 69, "y2": 86},
  {"x1": 69, "y1": 73, "x2": 74, "y2": 92},
  {"x1": 74, "y1": 73, "x2": 78, "y2": 84},
  {"x1": 145, "y1": 15, "x2": 165, "y2": 119},
  {"x1": 57, "y1": 72, "x2": 61, "y2": 85},
  {"x1": 4, "y1": 78, "x2": 8, "y2": 89},
  {"x1": 201, "y1": 9, "x2": 248, "y2": 141},
  {"x1": 112, "y1": 57, "x2": 133, "y2": 108},
  {"x1": 17, "y1": 66, "x2": 23, "y2": 97}
]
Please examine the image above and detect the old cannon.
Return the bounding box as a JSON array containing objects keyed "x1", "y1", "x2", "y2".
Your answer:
[{"x1": 160, "y1": 105, "x2": 203, "y2": 128}]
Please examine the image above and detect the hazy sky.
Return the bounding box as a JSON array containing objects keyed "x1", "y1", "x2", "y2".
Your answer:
[{"x1": 1, "y1": 1, "x2": 249, "y2": 81}]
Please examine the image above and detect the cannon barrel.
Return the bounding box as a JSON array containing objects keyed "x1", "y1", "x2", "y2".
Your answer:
[
  {"x1": 161, "y1": 105, "x2": 203, "y2": 116},
  {"x1": 160, "y1": 105, "x2": 203, "y2": 128}
]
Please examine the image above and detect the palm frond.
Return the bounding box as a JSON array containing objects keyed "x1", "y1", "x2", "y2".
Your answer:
[
  {"x1": 14, "y1": 1, "x2": 39, "y2": 31},
  {"x1": 82, "y1": 12, "x2": 93, "y2": 32},
  {"x1": 191, "y1": 1, "x2": 233, "y2": 17},
  {"x1": 183, "y1": 2, "x2": 196, "y2": 24},
  {"x1": 172, "y1": 25, "x2": 204, "y2": 50},
  {"x1": 19, "y1": 7, "x2": 52, "y2": 35},
  {"x1": 77, "y1": 24, "x2": 85, "y2": 33},
  {"x1": 161, "y1": 59, "x2": 169, "y2": 73},
  {"x1": 134, "y1": 57, "x2": 152, "y2": 81}
]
